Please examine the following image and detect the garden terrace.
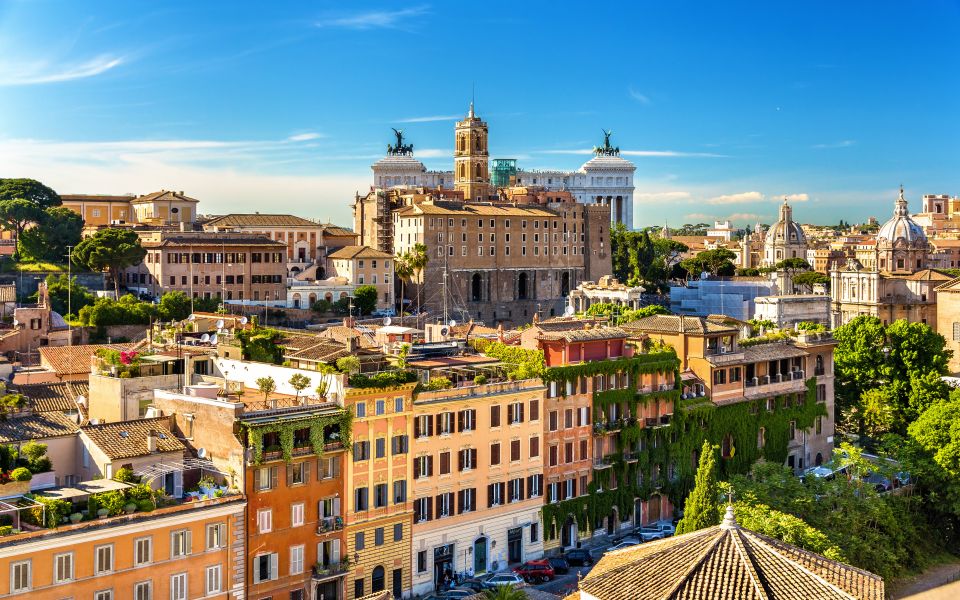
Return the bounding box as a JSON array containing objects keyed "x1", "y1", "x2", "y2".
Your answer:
[{"x1": 239, "y1": 404, "x2": 351, "y2": 465}]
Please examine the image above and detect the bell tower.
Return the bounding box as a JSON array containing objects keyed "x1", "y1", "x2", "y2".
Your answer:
[{"x1": 454, "y1": 102, "x2": 490, "y2": 201}]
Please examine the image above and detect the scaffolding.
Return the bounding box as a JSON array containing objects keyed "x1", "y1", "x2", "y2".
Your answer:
[{"x1": 491, "y1": 158, "x2": 517, "y2": 189}]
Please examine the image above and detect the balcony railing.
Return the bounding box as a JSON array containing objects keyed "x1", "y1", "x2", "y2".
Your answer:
[
  {"x1": 312, "y1": 561, "x2": 350, "y2": 580},
  {"x1": 743, "y1": 372, "x2": 807, "y2": 399},
  {"x1": 316, "y1": 516, "x2": 344, "y2": 534}
]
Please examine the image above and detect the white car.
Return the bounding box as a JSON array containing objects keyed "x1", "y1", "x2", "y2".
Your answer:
[
  {"x1": 605, "y1": 537, "x2": 640, "y2": 553},
  {"x1": 654, "y1": 521, "x2": 676, "y2": 536},
  {"x1": 637, "y1": 526, "x2": 665, "y2": 542},
  {"x1": 482, "y1": 573, "x2": 526, "y2": 589}
]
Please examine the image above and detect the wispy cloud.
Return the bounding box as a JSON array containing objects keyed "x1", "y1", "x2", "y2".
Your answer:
[
  {"x1": 0, "y1": 54, "x2": 124, "y2": 86},
  {"x1": 315, "y1": 5, "x2": 430, "y2": 30},
  {"x1": 683, "y1": 213, "x2": 714, "y2": 221},
  {"x1": 812, "y1": 140, "x2": 856, "y2": 149},
  {"x1": 778, "y1": 193, "x2": 809, "y2": 202},
  {"x1": 537, "y1": 149, "x2": 725, "y2": 158},
  {"x1": 628, "y1": 86, "x2": 651, "y2": 105},
  {"x1": 635, "y1": 191, "x2": 692, "y2": 203},
  {"x1": 396, "y1": 115, "x2": 460, "y2": 123},
  {"x1": 727, "y1": 213, "x2": 767, "y2": 222},
  {"x1": 707, "y1": 191, "x2": 764, "y2": 205},
  {"x1": 287, "y1": 132, "x2": 323, "y2": 142}
]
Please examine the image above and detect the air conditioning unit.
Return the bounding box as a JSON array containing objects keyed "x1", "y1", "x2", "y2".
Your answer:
[
  {"x1": 110, "y1": 219, "x2": 126, "y2": 225},
  {"x1": 720, "y1": 346, "x2": 729, "y2": 354}
]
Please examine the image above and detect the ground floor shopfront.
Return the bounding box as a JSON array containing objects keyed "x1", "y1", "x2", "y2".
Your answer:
[{"x1": 410, "y1": 507, "x2": 544, "y2": 597}]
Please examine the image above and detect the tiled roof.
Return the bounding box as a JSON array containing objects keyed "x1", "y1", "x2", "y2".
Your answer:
[
  {"x1": 896, "y1": 268, "x2": 953, "y2": 281},
  {"x1": 320, "y1": 225, "x2": 357, "y2": 237},
  {"x1": 622, "y1": 314, "x2": 738, "y2": 335},
  {"x1": 130, "y1": 190, "x2": 199, "y2": 204},
  {"x1": 540, "y1": 327, "x2": 627, "y2": 342},
  {"x1": 0, "y1": 412, "x2": 79, "y2": 443},
  {"x1": 39, "y1": 343, "x2": 136, "y2": 376},
  {"x1": 15, "y1": 381, "x2": 88, "y2": 413},
  {"x1": 151, "y1": 234, "x2": 285, "y2": 248},
  {"x1": 571, "y1": 515, "x2": 884, "y2": 600},
  {"x1": 327, "y1": 245, "x2": 393, "y2": 260},
  {"x1": 397, "y1": 202, "x2": 559, "y2": 217},
  {"x1": 284, "y1": 340, "x2": 351, "y2": 363},
  {"x1": 80, "y1": 417, "x2": 185, "y2": 460},
  {"x1": 60, "y1": 194, "x2": 134, "y2": 203},
  {"x1": 203, "y1": 214, "x2": 320, "y2": 228}
]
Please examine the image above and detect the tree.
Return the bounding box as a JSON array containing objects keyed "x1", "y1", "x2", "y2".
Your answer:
[
  {"x1": 353, "y1": 285, "x2": 378, "y2": 316},
  {"x1": 158, "y1": 291, "x2": 193, "y2": 321},
  {"x1": 36, "y1": 274, "x2": 95, "y2": 317},
  {"x1": 0, "y1": 178, "x2": 61, "y2": 209},
  {"x1": 289, "y1": 373, "x2": 311, "y2": 402},
  {"x1": 18, "y1": 207, "x2": 83, "y2": 263},
  {"x1": 676, "y1": 440, "x2": 719, "y2": 534},
  {"x1": 408, "y1": 242, "x2": 428, "y2": 313},
  {"x1": 72, "y1": 228, "x2": 147, "y2": 297},
  {"x1": 908, "y1": 392, "x2": 960, "y2": 479},
  {"x1": 0, "y1": 200, "x2": 42, "y2": 261},
  {"x1": 773, "y1": 257, "x2": 811, "y2": 275},
  {"x1": 256, "y1": 376, "x2": 276, "y2": 402},
  {"x1": 793, "y1": 271, "x2": 830, "y2": 293},
  {"x1": 859, "y1": 388, "x2": 897, "y2": 439},
  {"x1": 394, "y1": 252, "x2": 413, "y2": 314},
  {"x1": 336, "y1": 356, "x2": 360, "y2": 375},
  {"x1": 679, "y1": 248, "x2": 736, "y2": 278},
  {"x1": 482, "y1": 585, "x2": 527, "y2": 600}
]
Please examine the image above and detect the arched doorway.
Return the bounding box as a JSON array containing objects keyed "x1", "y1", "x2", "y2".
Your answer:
[
  {"x1": 517, "y1": 273, "x2": 528, "y2": 300},
  {"x1": 325, "y1": 292, "x2": 333, "y2": 302},
  {"x1": 472, "y1": 273, "x2": 482, "y2": 301},
  {"x1": 308, "y1": 293, "x2": 317, "y2": 305},
  {"x1": 647, "y1": 495, "x2": 662, "y2": 523},
  {"x1": 561, "y1": 272, "x2": 570, "y2": 296},
  {"x1": 372, "y1": 565, "x2": 385, "y2": 593},
  {"x1": 815, "y1": 452, "x2": 824, "y2": 466},
  {"x1": 561, "y1": 516, "x2": 577, "y2": 548},
  {"x1": 473, "y1": 537, "x2": 487, "y2": 574},
  {"x1": 292, "y1": 293, "x2": 301, "y2": 309},
  {"x1": 606, "y1": 508, "x2": 618, "y2": 535}
]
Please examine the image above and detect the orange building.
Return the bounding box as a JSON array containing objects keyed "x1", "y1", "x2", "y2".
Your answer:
[
  {"x1": 342, "y1": 383, "x2": 415, "y2": 600},
  {"x1": 0, "y1": 495, "x2": 245, "y2": 600}
]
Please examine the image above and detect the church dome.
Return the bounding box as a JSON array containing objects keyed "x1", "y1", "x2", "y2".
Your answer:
[
  {"x1": 877, "y1": 187, "x2": 926, "y2": 245},
  {"x1": 765, "y1": 199, "x2": 806, "y2": 247}
]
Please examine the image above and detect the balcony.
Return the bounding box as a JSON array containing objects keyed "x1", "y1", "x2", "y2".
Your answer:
[
  {"x1": 316, "y1": 516, "x2": 344, "y2": 535},
  {"x1": 593, "y1": 457, "x2": 612, "y2": 470},
  {"x1": 743, "y1": 371, "x2": 807, "y2": 399},
  {"x1": 312, "y1": 560, "x2": 350, "y2": 581}
]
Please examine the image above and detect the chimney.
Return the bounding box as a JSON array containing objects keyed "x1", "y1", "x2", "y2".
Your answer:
[
  {"x1": 146, "y1": 430, "x2": 157, "y2": 453},
  {"x1": 343, "y1": 316, "x2": 355, "y2": 328}
]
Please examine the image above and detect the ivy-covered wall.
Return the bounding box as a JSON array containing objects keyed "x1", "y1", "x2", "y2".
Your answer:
[
  {"x1": 542, "y1": 378, "x2": 825, "y2": 539},
  {"x1": 243, "y1": 410, "x2": 353, "y2": 465}
]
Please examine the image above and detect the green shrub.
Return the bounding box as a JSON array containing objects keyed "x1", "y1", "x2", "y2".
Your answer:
[
  {"x1": 93, "y1": 490, "x2": 127, "y2": 516},
  {"x1": 0, "y1": 525, "x2": 11, "y2": 536},
  {"x1": 10, "y1": 467, "x2": 32, "y2": 482},
  {"x1": 136, "y1": 500, "x2": 155, "y2": 512},
  {"x1": 473, "y1": 374, "x2": 488, "y2": 385},
  {"x1": 114, "y1": 467, "x2": 136, "y2": 483}
]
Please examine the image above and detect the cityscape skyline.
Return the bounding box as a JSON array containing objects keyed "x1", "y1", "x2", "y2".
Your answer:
[{"x1": 1, "y1": 1, "x2": 958, "y2": 227}]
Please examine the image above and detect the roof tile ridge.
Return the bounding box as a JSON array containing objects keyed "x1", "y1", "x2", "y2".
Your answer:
[
  {"x1": 729, "y1": 527, "x2": 772, "y2": 600},
  {"x1": 740, "y1": 529, "x2": 857, "y2": 599},
  {"x1": 660, "y1": 527, "x2": 730, "y2": 599}
]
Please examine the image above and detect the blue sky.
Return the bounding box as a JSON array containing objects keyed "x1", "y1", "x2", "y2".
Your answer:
[{"x1": 1, "y1": 1, "x2": 958, "y2": 228}]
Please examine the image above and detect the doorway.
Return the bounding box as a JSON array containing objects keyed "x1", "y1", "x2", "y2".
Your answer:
[
  {"x1": 433, "y1": 544, "x2": 453, "y2": 591},
  {"x1": 561, "y1": 516, "x2": 576, "y2": 548},
  {"x1": 473, "y1": 537, "x2": 487, "y2": 574},
  {"x1": 507, "y1": 528, "x2": 522, "y2": 564},
  {"x1": 647, "y1": 495, "x2": 661, "y2": 523}
]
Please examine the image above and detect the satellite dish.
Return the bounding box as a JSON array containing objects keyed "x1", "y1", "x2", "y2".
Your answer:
[
  {"x1": 210, "y1": 334, "x2": 218, "y2": 345},
  {"x1": 383, "y1": 317, "x2": 392, "y2": 326},
  {"x1": 240, "y1": 316, "x2": 248, "y2": 325},
  {"x1": 76, "y1": 395, "x2": 87, "y2": 407},
  {"x1": 201, "y1": 333, "x2": 211, "y2": 343},
  {"x1": 197, "y1": 448, "x2": 207, "y2": 459},
  {"x1": 188, "y1": 314, "x2": 196, "y2": 321},
  {"x1": 448, "y1": 319, "x2": 457, "y2": 327},
  {"x1": 216, "y1": 319, "x2": 225, "y2": 329},
  {"x1": 564, "y1": 305, "x2": 575, "y2": 317},
  {"x1": 440, "y1": 327, "x2": 449, "y2": 337}
]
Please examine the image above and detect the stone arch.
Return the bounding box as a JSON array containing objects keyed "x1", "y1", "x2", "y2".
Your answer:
[
  {"x1": 471, "y1": 273, "x2": 483, "y2": 302},
  {"x1": 561, "y1": 272, "x2": 570, "y2": 296},
  {"x1": 517, "y1": 272, "x2": 528, "y2": 300},
  {"x1": 292, "y1": 293, "x2": 301, "y2": 309}
]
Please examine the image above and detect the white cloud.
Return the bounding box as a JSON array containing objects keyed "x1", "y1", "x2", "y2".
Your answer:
[
  {"x1": 287, "y1": 132, "x2": 323, "y2": 142},
  {"x1": 537, "y1": 149, "x2": 725, "y2": 158},
  {"x1": 414, "y1": 148, "x2": 452, "y2": 158},
  {"x1": 315, "y1": 5, "x2": 430, "y2": 30},
  {"x1": 396, "y1": 115, "x2": 460, "y2": 123},
  {"x1": 0, "y1": 54, "x2": 124, "y2": 86},
  {"x1": 726, "y1": 213, "x2": 767, "y2": 222},
  {"x1": 780, "y1": 193, "x2": 809, "y2": 202},
  {"x1": 707, "y1": 191, "x2": 764, "y2": 205},
  {"x1": 628, "y1": 87, "x2": 651, "y2": 105},
  {"x1": 812, "y1": 140, "x2": 856, "y2": 149},
  {"x1": 635, "y1": 191, "x2": 692, "y2": 203}
]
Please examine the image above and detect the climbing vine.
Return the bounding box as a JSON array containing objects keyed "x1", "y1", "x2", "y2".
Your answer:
[
  {"x1": 542, "y1": 350, "x2": 679, "y2": 384},
  {"x1": 244, "y1": 410, "x2": 353, "y2": 465},
  {"x1": 542, "y1": 378, "x2": 825, "y2": 539}
]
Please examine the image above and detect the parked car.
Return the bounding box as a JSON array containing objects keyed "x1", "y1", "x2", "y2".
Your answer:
[
  {"x1": 563, "y1": 548, "x2": 594, "y2": 566},
  {"x1": 547, "y1": 556, "x2": 571, "y2": 574},
  {"x1": 513, "y1": 560, "x2": 555, "y2": 583},
  {"x1": 482, "y1": 573, "x2": 527, "y2": 589},
  {"x1": 605, "y1": 537, "x2": 640, "y2": 553},
  {"x1": 637, "y1": 526, "x2": 665, "y2": 542},
  {"x1": 440, "y1": 590, "x2": 476, "y2": 599},
  {"x1": 654, "y1": 520, "x2": 676, "y2": 536}
]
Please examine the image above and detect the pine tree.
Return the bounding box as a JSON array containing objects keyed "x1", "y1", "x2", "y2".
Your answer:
[{"x1": 675, "y1": 440, "x2": 720, "y2": 535}]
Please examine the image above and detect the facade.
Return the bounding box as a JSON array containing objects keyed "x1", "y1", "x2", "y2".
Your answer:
[
  {"x1": 762, "y1": 199, "x2": 808, "y2": 267},
  {"x1": 830, "y1": 188, "x2": 949, "y2": 328},
  {"x1": 61, "y1": 190, "x2": 199, "y2": 228},
  {"x1": 567, "y1": 275, "x2": 645, "y2": 314},
  {"x1": 453, "y1": 103, "x2": 491, "y2": 202},
  {"x1": 670, "y1": 277, "x2": 779, "y2": 321},
  {"x1": 753, "y1": 294, "x2": 831, "y2": 329},
  {"x1": 59, "y1": 194, "x2": 137, "y2": 227},
  {"x1": 326, "y1": 246, "x2": 395, "y2": 310},
  {"x1": 0, "y1": 282, "x2": 71, "y2": 359},
  {"x1": 342, "y1": 384, "x2": 415, "y2": 600},
  {"x1": 122, "y1": 231, "x2": 288, "y2": 305},
  {"x1": 409, "y1": 378, "x2": 545, "y2": 595},
  {"x1": 935, "y1": 277, "x2": 960, "y2": 374},
  {"x1": 392, "y1": 199, "x2": 611, "y2": 325}
]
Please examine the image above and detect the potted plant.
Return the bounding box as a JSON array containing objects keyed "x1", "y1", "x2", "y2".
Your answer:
[
  {"x1": 97, "y1": 508, "x2": 109, "y2": 518},
  {"x1": 123, "y1": 502, "x2": 137, "y2": 514},
  {"x1": 69, "y1": 512, "x2": 83, "y2": 524}
]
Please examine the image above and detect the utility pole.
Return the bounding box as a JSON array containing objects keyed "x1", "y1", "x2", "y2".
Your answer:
[
  {"x1": 442, "y1": 266, "x2": 449, "y2": 326},
  {"x1": 65, "y1": 246, "x2": 73, "y2": 377}
]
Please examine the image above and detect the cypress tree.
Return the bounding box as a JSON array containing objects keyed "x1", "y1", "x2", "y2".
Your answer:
[{"x1": 675, "y1": 440, "x2": 720, "y2": 535}]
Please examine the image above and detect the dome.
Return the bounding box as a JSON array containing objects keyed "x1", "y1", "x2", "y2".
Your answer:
[
  {"x1": 877, "y1": 187, "x2": 926, "y2": 245},
  {"x1": 764, "y1": 199, "x2": 806, "y2": 247}
]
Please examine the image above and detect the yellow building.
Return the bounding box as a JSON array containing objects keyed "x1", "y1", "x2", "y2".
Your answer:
[
  {"x1": 454, "y1": 103, "x2": 490, "y2": 202},
  {"x1": 60, "y1": 190, "x2": 199, "y2": 230}
]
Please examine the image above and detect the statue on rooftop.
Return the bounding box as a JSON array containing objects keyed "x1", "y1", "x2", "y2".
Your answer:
[{"x1": 388, "y1": 128, "x2": 414, "y2": 155}]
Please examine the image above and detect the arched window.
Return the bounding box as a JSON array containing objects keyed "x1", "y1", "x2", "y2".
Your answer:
[
  {"x1": 815, "y1": 355, "x2": 823, "y2": 375},
  {"x1": 292, "y1": 293, "x2": 301, "y2": 309},
  {"x1": 372, "y1": 566, "x2": 385, "y2": 592},
  {"x1": 472, "y1": 273, "x2": 483, "y2": 301},
  {"x1": 517, "y1": 273, "x2": 528, "y2": 300}
]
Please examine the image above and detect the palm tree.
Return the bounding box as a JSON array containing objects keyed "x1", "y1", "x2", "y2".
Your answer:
[
  {"x1": 408, "y1": 242, "x2": 429, "y2": 315},
  {"x1": 483, "y1": 585, "x2": 527, "y2": 600},
  {"x1": 394, "y1": 251, "x2": 413, "y2": 316}
]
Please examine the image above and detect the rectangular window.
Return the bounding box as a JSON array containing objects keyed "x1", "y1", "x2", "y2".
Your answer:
[
  {"x1": 490, "y1": 405, "x2": 501, "y2": 427},
  {"x1": 529, "y1": 399, "x2": 539, "y2": 421},
  {"x1": 417, "y1": 551, "x2": 427, "y2": 573},
  {"x1": 529, "y1": 436, "x2": 540, "y2": 458},
  {"x1": 355, "y1": 487, "x2": 369, "y2": 511},
  {"x1": 134, "y1": 581, "x2": 151, "y2": 600},
  {"x1": 511, "y1": 439, "x2": 521, "y2": 462},
  {"x1": 206, "y1": 524, "x2": 226, "y2": 550},
  {"x1": 206, "y1": 564, "x2": 222, "y2": 595},
  {"x1": 376, "y1": 399, "x2": 385, "y2": 415},
  {"x1": 439, "y1": 451, "x2": 451, "y2": 475},
  {"x1": 257, "y1": 509, "x2": 273, "y2": 533},
  {"x1": 394, "y1": 480, "x2": 407, "y2": 503},
  {"x1": 376, "y1": 437, "x2": 386, "y2": 458},
  {"x1": 355, "y1": 402, "x2": 366, "y2": 418},
  {"x1": 135, "y1": 536, "x2": 152, "y2": 566},
  {"x1": 391, "y1": 434, "x2": 409, "y2": 455},
  {"x1": 54, "y1": 552, "x2": 73, "y2": 583},
  {"x1": 565, "y1": 409, "x2": 573, "y2": 429},
  {"x1": 394, "y1": 522, "x2": 403, "y2": 541},
  {"x1": 95, "y1": 544, "x2": 114, "y2": 574},
  {"x1": 254, "y1": 553, "x2": 278, "y2": 584},
  {"x1": 95, "y1": 590, "x2": 114, "y2": 600},
  {"x1": 507, "y1": 402, "x2": 524, "y2": 424},
  {"x1": 170, "y1": 573, "x2": 187, "y2": 600},
  {"x1": 355, "y1": 532, "x2": 365, "y2": 550},
  {"x1": 549, "y1": 411, "x2": 558, "y2": 431},
  {"x1": 10, "y1": 560, "x2": 30, "y2": 593},
  {"x1": 375, "y1": 527, "x2": 385, "y2": 546},
  {"x1": 550, "y1": 444, "x2": 559, "y2": 466},
  {"x1": 375, "y1": 483, "x2": 389, "y2": 508},
  {"x1": 290, "y1": 545, "x2": 305, "y2": 575},
  {"x1": 171, "y1": 529, "x2": 191, "y2": 558},
  {"x1": 490, "y1": 442, "x2": 500, "y2": 466},
  {"x1": 395, "y1": 397, "x2": 404, "y2": 412},
  {"x1": 355, "y1": 579, "x2": 364, "y2": 598},
  {"x1": 292, "y1": 502, "x2": 305, "y2": 527}
]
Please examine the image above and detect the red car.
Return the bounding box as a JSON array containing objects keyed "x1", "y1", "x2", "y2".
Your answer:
[{"x1": 513, "y1": 560, "x2": 556, "y2": 583}]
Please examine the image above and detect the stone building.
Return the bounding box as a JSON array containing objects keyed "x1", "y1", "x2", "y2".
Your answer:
[
  {"x1": 762, "y1": 198, "x2": 807, "y2": 267},
  {"x1": 61, "y1": 190, "x2": 199, "y2": 229},
  {"x1": 326, "y1": 246, "x2": 394, "y2": 310},
  {"x1": 567, "y1": 276, "x2": 645, "y2": 314},
  {"x1": 935, "y1": 276, "x2": 960, "y2": 374}
]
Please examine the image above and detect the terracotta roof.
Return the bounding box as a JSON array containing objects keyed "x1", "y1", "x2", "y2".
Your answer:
[
  {"x1": 540, "y1": 327, "x2": 627, "y2": 342},
  {"x1": 320, "y1": 225, "x2": 357, "y2": 238},
  {"x1": 80, "y1": 417, "x2": 185, "y2": 460},
  {"x1": 897, "y1": 268, "x2": 953, "y2": 281},
  {"x1": 60, "y1": 194, "x2": 134, "y2": 203},
  {"x1": 397, "y1": 202, "x2": 559, "y2": 217},
  {"x1": 0, "y1": 412, "x2": 79, "y2": 443},
  {"x1": 203, "y1": 214, "x2": 320, "y2": 228},
  {"x1": 284, "y1": 340, "x2": 351, "y2": 363},
  {"x1": 15, "y1": 381, "x2": 88, "y2": 413},
  {"x1": 623, "y1": 315, "x2": 738, "y2": 335},
  {"x1": 130, "y1": 190, "x2": 199, "y2": 204},
  {"x1": 39, "y1": 343, "x2": 136, "y2": 376},
  {"x1": 571, "y1": 514, "x2": 884, "y2": 600},
  {"x1": 935, "y1": 276, "x2": 960, "y2": 292},
  {"x1": 327, "y1": 246, "x2": 393, "y2": 260},
  {"x1": 149, "y1": 234, "x2": 285, "y2": 248},
  {"x1": 0, "y1": 285, "x2": 15, "y2": 303}
]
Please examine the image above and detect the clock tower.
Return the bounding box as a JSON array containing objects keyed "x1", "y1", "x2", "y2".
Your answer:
[{"x1": 454, "y1": 102, "x2": 490, "y2": 201}]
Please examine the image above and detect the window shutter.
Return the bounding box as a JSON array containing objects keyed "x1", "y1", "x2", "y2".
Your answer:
[
  {"x1": 435, "y1": 495, "x2": 442, "y2": 517},
  {"x1": 458, "y1": 450, "x2": 464, "y2": 471},
  {"x1": 470, "y1": 409, "x2": 477, "y2": 428},
  {"x1": 413, "y1": 458, "x2": 420, "y2": 479},
  {"x1": 391, "y1": 437, "x2": 397, "y2": 454},
  {"x1": 253, "y1": 468, "x2": 260, "y2": 491},
  {"x1": 303, "y1": 461, "x2": 311, "y2": 484},
  {"x1": 457, "y1": 411, "x2": 464, "y2": 432},
  {"x1": 518, "y1": 478, "x2": 525, "y2": 500},
  {"x1": 286, "y1": 465, "x2": 293, "y2": 486},
  {"x1": 428, "y1": 416, "x2": 434, "y2": 436},
  {"x1": 333, "y1": 497, "x2": 341, "y2": 516},
  {"x1": 487, "y1": 484, "x2": 494, "y2": 507},
  {"x1": 530, "y1": 399, "x2": 539, "y2": 421},
  {"x1": 526, "y1": 476, "x2": 533, "y2": 499},
  {"x1": 186, "y1": 531, "x2": 192, "y2": 555},
  {"x1": 471, "y1": 448, "x2": 477, "y2": 468},
  {"x1": 427, "y1": 455, "x2": 434, "y2": 476},
  {"x1": 507, "y1": 404, "x2": 514, "y2": 424},
  {"x1": 270, "y1": 553, "x2": 278, "y2": 580},
  {"x1": 457, "y1": 490, "x2": 464, "y2": 514},
  {"x1": 498, "y1": 482, "x2": 505, "y2": 502},
  {"x1": 435, "y1": 414, "x2": 442, "y2": 434},
  {"x1": 519, "y1": 403, "x2": 525, "y2": 422},
  {"x1": 270, "y1": 467, "x2": 279, "y2": 489},
  {"x1": 414, "y1": 417, "x2": 421, "y2": 439},
  {"x1": 572, "y1": 478, "x2": 577, "y2": 497},
  {"x1": 331, "y1": 539, "x2": 340, "y2": 563},
  {"x1": 427, "y1": 497, "x2": 433, "y2": 520}
]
